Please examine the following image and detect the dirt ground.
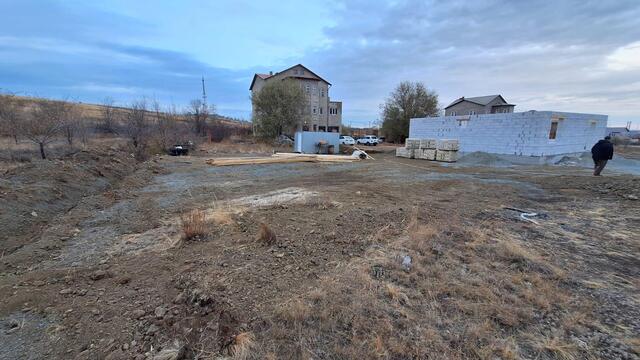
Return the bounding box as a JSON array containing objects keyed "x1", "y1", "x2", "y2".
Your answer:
[{"x1": 0, "y1": 145, "x2": 638, "y2": 360}]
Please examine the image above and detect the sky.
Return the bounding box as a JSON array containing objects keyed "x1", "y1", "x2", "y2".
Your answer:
[{"x1": 1, "y1": 0, "x2": 640, "y2": 128}]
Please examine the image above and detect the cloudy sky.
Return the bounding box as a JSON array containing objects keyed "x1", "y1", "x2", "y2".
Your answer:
[{"x1": 1, "y1": 0, "x2": 639, "y2": 128}]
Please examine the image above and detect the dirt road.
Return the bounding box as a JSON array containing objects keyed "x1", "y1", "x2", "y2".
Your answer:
[{"x1": 1, "y1": 150, "x2": 638, "y2": 359}]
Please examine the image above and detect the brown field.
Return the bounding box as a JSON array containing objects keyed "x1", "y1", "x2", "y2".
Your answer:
[{"x1": 0, "y1": 141, "x2": 638, "y2": 360}]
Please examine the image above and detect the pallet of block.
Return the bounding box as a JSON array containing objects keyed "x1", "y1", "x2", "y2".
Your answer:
[
  {"x1": 434, "y1": 139, "x2": 459, "y2": 162},
  {"x1": 395, "y1": 147, "x2": 414, "y2": 159}
]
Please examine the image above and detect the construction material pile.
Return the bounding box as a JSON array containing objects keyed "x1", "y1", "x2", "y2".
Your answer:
[
  {"x1": 395, "y1": 138, "x2": 460, "y2": 162},
  {"x1": 206, "y1": 152, "x2": 365, "y2": 166}
]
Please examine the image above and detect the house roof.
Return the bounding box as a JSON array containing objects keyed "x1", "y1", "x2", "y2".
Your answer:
[
  {"x1": 249, "y1": 64, "x2": 331, "y2": 90},
  {"x1": 445, "y1": 94, "x2": 511, "y2": 109}
]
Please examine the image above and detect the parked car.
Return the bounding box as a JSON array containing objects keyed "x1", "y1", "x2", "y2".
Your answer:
[
  {"x1": 356, "y1": 135, "x2": 380, "y2": 146},
  {"x1": 339, "y1": 135, "x2": 356, "y2": 145},
  {"x1": 378, "y1": 136, "x2": 386, "y2": 143}
]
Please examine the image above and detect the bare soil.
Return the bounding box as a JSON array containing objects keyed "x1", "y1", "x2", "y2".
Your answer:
[{"x1": 0, "y1": 146, "x2": 638, "y2": 360}]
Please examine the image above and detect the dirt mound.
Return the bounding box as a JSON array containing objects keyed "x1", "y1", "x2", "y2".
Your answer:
[{"x1": 0, "y1": 147, "x2": 138, "y2": 254}]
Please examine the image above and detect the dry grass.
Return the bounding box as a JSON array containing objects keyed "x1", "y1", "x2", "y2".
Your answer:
[
  {"x1": 180, "y1": 209, "x2": 208, "y2": 241},
  {"x1": 229, "y1": 332, "x2": 257, "y2": 360},
  {"x1": 255, "y1": 222, "x2": 276, "y2": 245},
  {"x1": 535, "y1": 336, "x2": 578, "y2": 360},
  {"x1": 254, "y1": 209, "x2": 588, "y2": 359}
]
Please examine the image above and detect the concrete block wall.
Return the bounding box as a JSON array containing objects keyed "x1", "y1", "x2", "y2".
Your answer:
[{"x1": 409, "y1": 111, "x2": 607, "y2": 156}]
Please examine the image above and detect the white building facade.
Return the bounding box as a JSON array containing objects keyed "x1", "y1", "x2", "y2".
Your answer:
[{"x1": 409, "y1": 111, "x2": 607, "y2": 156}]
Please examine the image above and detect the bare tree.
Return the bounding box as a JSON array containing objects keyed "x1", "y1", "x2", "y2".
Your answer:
[
  {"x1": 0, "y1": 94, "x2": 21, "y2": 144},
  {"x1": 153, "y1": 100, "x2": 174, "y2": 151},
  {"x1": 124, "y1": 99, "x2": 150, "y2": 160},
  {"x1": 21, "y1": 100, "x2": 66, "y2": 159},
  {"x1": 59, "y1": 101, "x2": 77, "y2": 146},
  {"x1": 99, "y1": 97, "x2": 118, "y2": 134},
  {"x1": 188, "y1": 99, "x2": 209, "y2": 136}
]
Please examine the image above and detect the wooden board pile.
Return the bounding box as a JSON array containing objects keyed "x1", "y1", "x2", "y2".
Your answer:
[
  {"x1": 396, "y1": 138, "x2": 459, "y2": 162},
  {"x1": 206, "y1": 153, "x2": 362, "y2": 166}
]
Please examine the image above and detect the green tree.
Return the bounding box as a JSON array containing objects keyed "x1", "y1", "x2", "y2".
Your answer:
[
  {"x1": 380, "y1": 81, "x2": 439, "y2": 143},
  {"x1": 252, "y1": 79, "x2": 307, "y2": 139}
]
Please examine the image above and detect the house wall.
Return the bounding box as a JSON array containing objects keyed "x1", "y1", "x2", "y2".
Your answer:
[
  {"x1": 251, "y1": 65, "x2": 339, "y2": 133},
  {"x1": 445, "y1": 101, "x2": 486, "y2": 116},
  {"x1": 409, "y1": 111, "x2": 608, "y2": 156}
]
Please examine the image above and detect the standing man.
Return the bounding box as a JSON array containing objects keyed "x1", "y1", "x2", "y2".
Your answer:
[{"x1": 591, "y1": 136, "x2": 614, "y2": 176}]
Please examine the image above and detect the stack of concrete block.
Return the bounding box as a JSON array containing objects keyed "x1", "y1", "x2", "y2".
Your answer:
[
  {"x1": 435, "y1": 139, "x2": 459, "y2": 162},
  {"x1": 417, "y1": 138, "x2": 437, "y2": 160},
  {"x1": 420, "y1": 149, "x2": 437, "y2": 160},
  {"x1": 436, "y1": 139, "x2": 460, "y2": 151},
  {"x1": 395, "y1": 147, "x2": 414, "y2": 158},
  {"x1": 419, "y1": 139, "x2": 437, "y2": 150},
  {"x1": 405, "y1": 138, "x2": 421, "y2": 150}
]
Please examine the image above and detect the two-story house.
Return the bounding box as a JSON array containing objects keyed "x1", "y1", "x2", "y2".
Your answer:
[
  {"x1": 444, "y1": 95, "x2": 515, "y2": 116},
  {"x1": 250, "y1": 64, "x2": 342, "y2": 133}
]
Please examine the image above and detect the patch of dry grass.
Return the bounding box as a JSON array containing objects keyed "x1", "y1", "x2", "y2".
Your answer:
[
  {"x1": 252, "y1": 209, "x2": 589, "y2": 359},
  {"x1": 229, "y1": 332, "x2": 257, "y2": 360},
  {"x1": 255, "y1": 222, "x2": 276, "y2": 245},
  {"x1": 180, "y1": 209, "x2": 208, "y2": 241}
]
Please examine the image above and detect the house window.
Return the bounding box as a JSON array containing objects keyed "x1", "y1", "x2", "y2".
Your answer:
[
  {"x1": 469, "y1": 110, "x2": 476, "y2": 115},
  {"x1": 321, "y1": 89, "x2": 325, "y2": 97},
  {"x1": 305, "y1": 85, "x2": 310, "y2": 93},
  {"x1": 549, "y1": 120, "x2": 559, "y2": 139},
  {"x1": 451, "y1": 111, "x2": 456, "y2": 116},
  {"x1": 313, "y1": 107, "x2": 316, "y2": 114},
  {"x1": 313, "y1": 124, "x2": 317, "y2": 131},
  {"x1": 320, "y1": 107, "x2": 323, "y2": 114}
]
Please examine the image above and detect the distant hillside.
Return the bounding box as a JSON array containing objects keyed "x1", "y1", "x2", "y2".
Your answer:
[{"x1": 1, "y1": 94, "x2": 250, "y2": 128}]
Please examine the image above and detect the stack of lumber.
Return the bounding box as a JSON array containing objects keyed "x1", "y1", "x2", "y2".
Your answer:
[{"x1": 206, "y1": 153, "x2": 361, "y2": 166}]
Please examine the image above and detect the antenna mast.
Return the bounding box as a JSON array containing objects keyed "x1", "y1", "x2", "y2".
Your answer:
[{"x1": 201, "y1": 76, "x2": 207, "y2": 110}]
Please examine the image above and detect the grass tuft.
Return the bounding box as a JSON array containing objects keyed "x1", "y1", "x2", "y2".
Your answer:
[
  {"x1": 230, "y1": 331, "x2": 257, "y2": 360},
  {"x1": 256, "y1": 222, "x2": 276, "y2": 245},
  {"x1": 180, "y1": 209, "x2": 208, "y2": 241}
]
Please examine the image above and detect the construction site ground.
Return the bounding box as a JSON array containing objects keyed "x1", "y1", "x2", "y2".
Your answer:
[{"x1": 1, "y1": 145, "x2": 639, "y2": 359}]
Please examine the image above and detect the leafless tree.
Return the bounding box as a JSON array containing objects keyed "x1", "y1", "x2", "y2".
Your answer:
[
  {"x1": 124, "y1": 99, "x2": 150, "y2": 160},
  {"x1": 99, "y1": 97, "x2": 118, "y2": 134},
  {"x1": 21, "y1": 100, "x2": 67, "y2": 159},
  {"x1": 0, "y1": 94, "x2": 21, "y2": 144},
  {"x1": 188, "y1": 99, "x2": 212, "y2": 136},
  {"x1": 59, "y1": 101, "x2": 77, "y2": 146}
]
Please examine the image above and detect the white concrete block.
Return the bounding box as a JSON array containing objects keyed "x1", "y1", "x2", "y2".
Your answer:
[
  {"x1": 419, "y1": 149, "x2": 437, "y2": 160},
  {"x1": 435, "y1": 150, "x2": 458, "y2": 162},
  {"x1": 405, "y1": 138, "x2": 421, "y2": 149},
  {"x1": 436, "y1": 139, "x2": 460, "y2": 151},
  {"x1": 395, "y1": 147, "x2": 414, "y2": 158},
  {"x1": 419, "y1": 139, "x2": 437, "y2": 149}
]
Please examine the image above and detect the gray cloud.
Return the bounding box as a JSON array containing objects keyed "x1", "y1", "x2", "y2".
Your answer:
[{"x1": 303, "y1": 0, "x2": 640, "y2": 126}]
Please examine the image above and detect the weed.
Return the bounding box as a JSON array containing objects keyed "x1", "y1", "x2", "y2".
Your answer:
[
  {"x1": 256, "y1": 222, "x2": 276, "y2": 245},
  {"x1": 230, "y1": 332, "x2": 257, "y2": 360},
  {"x1": 180, "y1": 209, "x2": 208, "y2": 241}
]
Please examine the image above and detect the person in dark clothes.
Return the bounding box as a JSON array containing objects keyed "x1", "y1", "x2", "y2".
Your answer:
[{"x1": 591, "y1": 136, "x2": 614, "y2": 176}]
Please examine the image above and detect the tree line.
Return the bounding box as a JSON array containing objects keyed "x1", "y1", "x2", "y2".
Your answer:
[{"x1": 0, "y1": 94, "x2": 248, "y2": 160}]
